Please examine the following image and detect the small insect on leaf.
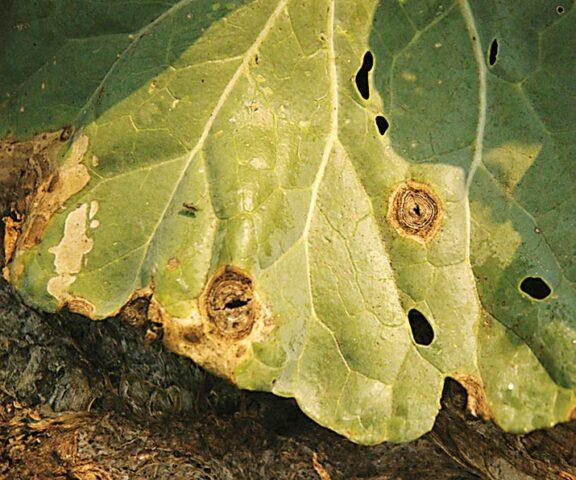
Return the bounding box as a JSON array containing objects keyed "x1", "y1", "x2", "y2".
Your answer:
[
  {"x1": 180, "y1": 202, "x2": 200, "y2": 217},
  {"x1": 183, "y1": 202, "x2": 199, "y2": 212}
]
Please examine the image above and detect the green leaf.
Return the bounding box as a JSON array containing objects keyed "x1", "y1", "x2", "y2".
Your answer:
[{"x1": 3, "y1": 0, "x2": 575, "y2": 444}]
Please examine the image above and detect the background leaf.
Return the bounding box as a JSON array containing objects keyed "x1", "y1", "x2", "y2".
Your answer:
[{"x1": 3, "y1": 0, "x2": 575, "y2": 444}]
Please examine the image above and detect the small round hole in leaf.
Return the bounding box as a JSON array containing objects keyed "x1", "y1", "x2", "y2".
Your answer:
[
  {"x1": 355, "y1": 51, "x2": 374, "y2": 100},
  {"x1": 488, "y1": 38, "x2": 498, "y2": 66},
  {"x1": 408, "y1": 309, "x2": 434, "y2": 346},
  {"x1": 520, "y1": 277, "x2": 552, "y2": 300},
  {"x1": 556, "y1": 5, "x2": 565, "y2": 14},
  {"x1": 375, "y1": 115, "x2": 389, "y2": 135}
]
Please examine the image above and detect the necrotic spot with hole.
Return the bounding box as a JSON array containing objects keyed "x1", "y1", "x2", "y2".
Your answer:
[
  {"x1": 202, "y1": 266, "x2": 256, "y2": 339},
  {"x1": 387, "y1": 181, "x2": 442, "y2": 243}
]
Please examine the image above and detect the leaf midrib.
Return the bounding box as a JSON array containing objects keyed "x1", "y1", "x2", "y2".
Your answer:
[
  {"x1": 460, "y1": 0, "x2": 487, "y2": 191},
  {"x1": 119, "y1": 0, "x2": 291, "y2": 282}
]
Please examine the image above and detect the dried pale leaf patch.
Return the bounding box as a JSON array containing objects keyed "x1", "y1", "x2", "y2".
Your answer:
[
  {"x1": 46, "y1": 203, "x2": 94, "y2": 314},
  {"x1": 1, "y1": 129, "x2": 71, "y2": 272},
  {"x1": 4, "y1": 133, "x2": 91, "y2": 283},
  {"x1": 21, "y1": 134, "x2": 90, "y2": 250},
  {"x1": 2, "y1": 217, "x2": 20, "y2": 271}
]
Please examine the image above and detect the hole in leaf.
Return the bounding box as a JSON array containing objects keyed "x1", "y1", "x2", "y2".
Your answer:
[
  {"x1": 355, "y1": 51, "x2": 374, "y2": 100},
  {"x1": 375, "y1": 115, "x2": 389, "y2": 135},
  {"x1": 408, "y1": 309, "x2": 434, "y2": 346},
  {"x1": 520, "y1": 277, "x2": 552, "y2": 300},
  {"x1": 488, "y1": 39, "x2": 498, "y2": 66},
  {"x1": 224, "y1": 298, "x2": 249, "y2": 309},
  {"x1": 556, "y1": 5, "x2": 565, "y2": 14}
]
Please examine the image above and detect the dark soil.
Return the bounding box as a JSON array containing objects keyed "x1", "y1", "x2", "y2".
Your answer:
[{"x1": 0, "y1": 280, "x2": 575, "y2": 480}]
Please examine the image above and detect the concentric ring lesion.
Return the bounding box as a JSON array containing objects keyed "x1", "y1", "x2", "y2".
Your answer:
[
  {"x1": 387, "y1": 180, "x2": 443, "y2": 243},
  {"x1": 200, "y1": 265, "x2": 257, "y2": 340}
]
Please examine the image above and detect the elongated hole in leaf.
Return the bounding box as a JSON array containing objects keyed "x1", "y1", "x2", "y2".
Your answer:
[
  {"x1": 355, "y1": 51, "x2": 374, "y2": 100},
  {"x1": 408, "y1": 309, "x2": 434, "y2": 346},
  {"x1": 520, "y1": 277, "x2": 551, "y2": 300},
  {"x1": 488, "y1": 39, "x2": 498, "y2": 66},
  {"x1": 225, "y1": 298, "x2": 249, "y2": 309},
  {"x1": 375, "y1": 115, "x2": 389, "y2": 135}
]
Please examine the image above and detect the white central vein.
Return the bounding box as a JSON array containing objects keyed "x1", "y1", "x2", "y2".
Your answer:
[
  {"x1": 139, "y1": 0, "x2": 290, "y2": 266},
  {"x1": 460, "y1": 0, "x2": 487, "y2": 191},
  {"x1": 294, "y1": 0, "x2": 338, "y2": 381},
  {"x1": 302, "y1": 0, "x2": 338, "y2": 241}
]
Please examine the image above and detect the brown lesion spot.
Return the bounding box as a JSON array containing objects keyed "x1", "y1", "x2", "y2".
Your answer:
[
  {"x1": 161, "y1": 265, "x2": 273, "y2": 381},
  {"x1": 118, "y1": 290, "x2": 165, "y2": 346},
  {"x1": 183, "y1": 327, "x2": 204, "y2": 344},
  {"x1": 166, "y1": 257, "x2": 180, "y2": 271},
  {"x1": 0, "y1": 128, "x2": 74, "y2": 217},
  {"x1": 453, "y1": 374, "x2": 492, "y2": 420},
  {"x1": 64, "y1": 297, "x2": 96, "y2": 317},
  {"x1": 387, "y1": 180, "x2": 443, "y2": 243},
  {"x1": 118, "y1": 289, "x2": 153, "y2": 328},
  {"x1": 1, "y1": 130, "x2": 69, "y2": 275},
  {"x1": 200, "y1": 265, "x2": 257, "y2": 340}
]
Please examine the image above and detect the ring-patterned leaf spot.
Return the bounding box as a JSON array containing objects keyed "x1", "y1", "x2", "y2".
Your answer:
[
  {"x1": 556, "y1": 5, "x2": 565, "y2": 14},
  {"x1": 200, "y1": 265, "x2": 258, "y2": 339},
  {"x1": 408, "y1": 309, "x2": 434, "y2": 346},
  {"x1": 387, "y1": 180, "x2": 443, "y2": 243},
  {"x1": 488, "y1": 39, "x2": 499, "y2": 66},
  {"x1": 355, "y1": 51, "x2": 374, "y2": 100},
  {"x1": 520, "y1": 277, "x2": 552, "y2": 300},
  {"x1": 375, "y1": 115, "x2": 389, "y2": 135}
]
